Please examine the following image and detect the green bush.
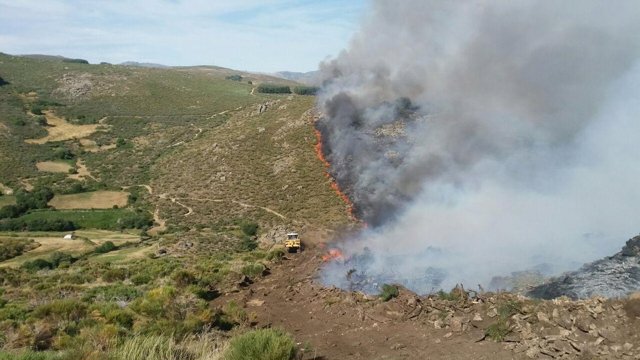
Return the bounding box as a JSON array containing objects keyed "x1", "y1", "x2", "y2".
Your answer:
[
  {"x1": 94, "y1": 241, "x2": 117, "y2": 254},
  {"x1": 240, "y1": 221, "x2": 258, "y2": 236},
  {"x1": 224, "y1": 328, "x2": 296, "y2": 360},
  {"x1": 255, "y1": 84, "x2": 291, "y2": 94},
  {"x1": 225, "y1": 74, "x2": 243, "y2": 81},
  {"x1": 379, "y1": 284, "x2": 399, "y2": 301},
  {"x1": 0, "y1": 238, "x2": 38, "y2": 261},
  {"x1": 33, "y1": 299, "x2": 87, "y2": 322},
  {"x1": 62, "y1": 58, "x2": 89, "y2": 64},
  {"x1": 21, "y1": 258, "x2": 54, "y2": 272},
  {"x1": 83, "y1": 284, "x2": 141, "y2": 302},
  {"x1": 241, "y1": 263, "x2": 266, "y2": 278}
]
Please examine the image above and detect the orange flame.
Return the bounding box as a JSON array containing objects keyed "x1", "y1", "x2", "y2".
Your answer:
[
  {"x1": 314, "y1": 128, "x2": 357, "y2": 220},
  {"x1": 322, "y1": 248, "x2": 345, "y2": 262}
]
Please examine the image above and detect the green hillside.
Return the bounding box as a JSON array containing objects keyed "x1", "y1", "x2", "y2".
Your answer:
[{"x1": 0, "y1": 53, "x2": 353, "y2": 358}]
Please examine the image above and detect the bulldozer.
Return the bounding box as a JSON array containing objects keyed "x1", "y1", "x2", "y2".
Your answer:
[{"x1": 284, "y1": 232, "x2": 301, "y2": 253}]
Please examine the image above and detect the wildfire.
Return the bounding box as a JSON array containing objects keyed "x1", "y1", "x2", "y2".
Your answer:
[
  {"x1": 322, "y1": 248, "x2": 345, "y2": 262},
  {"x1": 314, "y1": 128, "x2": 357, "y2": 220}
]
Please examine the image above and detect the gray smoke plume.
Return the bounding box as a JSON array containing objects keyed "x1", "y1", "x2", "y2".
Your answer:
[{"x1": 318, "y1": 0, "x2": 640, "y2": 293}]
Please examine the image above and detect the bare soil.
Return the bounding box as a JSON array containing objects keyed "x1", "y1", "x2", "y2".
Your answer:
[
  {"x1": 79, "y1": 138, "x2": 117, "y2": 153},
  {"x1": 48, "y1": 191, "x2": 129, "y2": 209},
  {"x1": 213, "y1": 245, "x2": 526, "y2": 360}
]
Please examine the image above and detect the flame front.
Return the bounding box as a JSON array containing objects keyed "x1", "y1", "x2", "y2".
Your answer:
[
  {"x1": 322, "y1": 248, "x2": 345, "y2": 262},
  {"x1": 314, "y1": 128, "x2": 356, "y2": 220}
]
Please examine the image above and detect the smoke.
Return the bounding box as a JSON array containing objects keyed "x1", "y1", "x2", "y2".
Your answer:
[{"x1": 318, "y1": 0, "x2": 640, "y2": 293}]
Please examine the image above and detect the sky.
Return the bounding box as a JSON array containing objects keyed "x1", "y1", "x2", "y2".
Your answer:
[{"x1": 0, "y1": 0, "x2": 365, "y2": 72}]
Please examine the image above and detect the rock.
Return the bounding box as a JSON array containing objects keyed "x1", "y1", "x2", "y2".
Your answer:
[
  {"x1": 537, "y1": 311, "x2": 551, "y2": 324},
  {"x1": 450, "y1": 317, "x2": 463, "y2": 332},
  {"x1": 473, "y1": 313, "x2": 483, "y2": 322},
  {"x1": 487, "y1": 308, "x2": 498, "y2": 318},
  {"x1": 247, "y1": 299, "x2": 265, "y2": 307}
]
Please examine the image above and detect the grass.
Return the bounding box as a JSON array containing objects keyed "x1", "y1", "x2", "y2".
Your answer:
[
  {"x1": 48, "y1": 191, "x2": 129, "y2": 209},
  {"x1": 112, "y1": 334, "x2": 225, "y2": 360},
  {"x1": 0, "y1": 195, "x2": 16, "y2": 207},
  {"x1": 223, "y1": 328, "x2": 296, "y2": 360},
  {"x1": 16, "y1": 208, "x2": 143, "y2": 229}
]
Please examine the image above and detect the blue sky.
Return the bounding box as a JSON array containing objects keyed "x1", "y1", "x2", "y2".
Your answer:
[{"x1": 0, "y1": 0, "x2": 366, "y2": 72}]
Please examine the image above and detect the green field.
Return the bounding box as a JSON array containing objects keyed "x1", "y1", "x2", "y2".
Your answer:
[{"x1": 12, "y1": 208, "x2": 151, "y2": 230}]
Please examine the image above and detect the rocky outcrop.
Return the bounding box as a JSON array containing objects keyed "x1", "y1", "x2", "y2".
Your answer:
[{"x1": 529, "y1": 235, "x2": 640, "y2": 300}]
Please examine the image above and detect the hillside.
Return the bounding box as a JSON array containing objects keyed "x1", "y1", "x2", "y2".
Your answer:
[{"x1": 0, "y1": 52, "x2": 357, "y2": 359}]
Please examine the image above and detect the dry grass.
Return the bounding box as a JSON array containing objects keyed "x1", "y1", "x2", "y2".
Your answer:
[
  {"x1": 48, "y1": 191, "x2": 129, "y2": 209},
  {"x1": 68, "y1": 159, "x2": 96, "y2": 181},
  {"x1": 36, "y1": 161, "x2": 72, "y2": 173},
  {"x1": 25, "y1": 110, "x2": 102, "y2": 144},
  {"x1": 79, "y1": 138, "x2": 116, "y2": 153},
  {"x1": 112, "y1": 334, "x2": 226, "y2": 360}
]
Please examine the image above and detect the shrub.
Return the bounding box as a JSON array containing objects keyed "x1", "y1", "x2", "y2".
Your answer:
[
  {"x1": 33, "y1": 299, "x2": 87, "y2": 322},
  {"x1": 266, "y1": 248, "x2": 285, "y2": 262},
  {"x1": 62, "y1": 58, "x2": 89, "y2": 64},
  {"x1": 21, "y1": 258, "x2": 54, "y2": 272},
  {"x1": 172, "y1": 270, "x2": 196, "y2": 287},
  {"x1": 54, "y1": 148, "x2": 74, "y2": 160},
  {"x1": 94, "y1": 241, "x2": 117, "y2": 254},
  {"x1": 292, "y1": 86, "x2": 319, "y2": 95},
  {"x1": 241, "y1": 263, "x2": 266, "y2": 278},
  {"x1": 102, "y1": 268, "x2": 127, "y2": 282},
  {"x1": 485, "y1": 320, "x2": 511, "y2": 342},
  {"x1": 225, "y1": 74, "x2": 243, "y2": 81},
  {"x1": 116, "y1": 138, "x2": 126, "y2": 148},
  {"x1": 240, "y1": 221, "x2": 258, "y2": 237},
  {"x1": 224, "y1": 328, "x2": 296, "y2": 360},
  {"x1": 239, "y1": 236, "x2": 257, "y2": 252},
  {"x1": 83, "y1": 284, "x2": 141, "y2": 302},
  {"x1": 379, "y1": 284, "x2": 399, "y2": 301},
  {"x1": 0, "y1": 238, "x2": 38, "y2": 261},
  {"x1": 255, "y1": 84, "x2": 291, "y2": 94}
]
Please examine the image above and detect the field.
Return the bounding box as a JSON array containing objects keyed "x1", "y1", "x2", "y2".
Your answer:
[
  {"x1": 0, "y1": 229, "x2": 139, "y2": 267},
  {"x1": 35, "y1": 160, "x2": 72, "y2": 173},
  {"x1": 48, "y1": 191, "x2": 129, "y2": 209},
  {"x1": 25, "y1": 110, "x2": 101, "y2": 144},
  {"x1": 16, "y1": 208, "x2": 145, "y2": 229}
]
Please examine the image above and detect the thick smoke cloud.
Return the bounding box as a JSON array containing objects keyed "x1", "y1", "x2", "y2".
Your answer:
[{"x1": 318, "y1": 0, "x2": 640, "y2": 293}]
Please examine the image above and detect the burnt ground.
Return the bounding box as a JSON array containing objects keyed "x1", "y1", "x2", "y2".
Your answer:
[{"x1": 212, "y1": 241, "x2": 640, "y2": 359}]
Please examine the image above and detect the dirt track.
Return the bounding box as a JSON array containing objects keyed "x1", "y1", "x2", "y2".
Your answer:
[{"x1": 213, "y1": 246, "x2": 521, "y2": 360}]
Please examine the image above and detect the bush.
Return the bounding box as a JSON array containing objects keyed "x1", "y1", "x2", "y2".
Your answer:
[
  {"x1": 54, "y1": 148, "x2": 74, "y2": 160},
  {"x1": 33, "y1": 299, "x2": 87, "y2": 322},
  {"x1": 62, "y1": 58, "x2": 89, "y2": 64},
  {"x1": 379, "y1": 284, "x2": 399, "y2": 301},
  {"x1": 21, "y1": 258, "x2": 54, "y2": 272},
  {"x1": 224, "y1": 328, "x2": 296, "y2": 360},
  {"x1": 94, "y1": 241, "x2": 117, "y2": 254},
  {"x1": 171, "y1": 270, "x2": 196, "y2": 287},
  {"x1": 225, "y1": 74, "x2": 243, "y2": 81},
  {"x1": 83, "y1": 284, "x2": 141, "y2": 302},
  {"x1": 240, "y1": 221, "x2": 258, "y2": 237},
  {"x1": 255, "y1": 84, "x2": 291, "y2": 94},
  {"x1": 116, "y1": 138, "x2": 126, "y2": 148},
  {"x1": 241, "y1": 263, "x2": 266, "y2": 278},
  {"x1": 239, "y1": 236, "x2": 257, "y2": 252},
  {"x1": 292, "y1": 86, "x2": 319, "y2": 95}
]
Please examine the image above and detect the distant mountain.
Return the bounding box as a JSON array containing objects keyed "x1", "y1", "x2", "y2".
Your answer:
[
  {"x1": 273, "y1": 70, "x2": 321, "y2": 85},
  {"x1": 19, "y1": 54, "x2": 72, "y2": 61},
  {"x1": 120, "y1": 61, "x2": 169, "y2": 68}
]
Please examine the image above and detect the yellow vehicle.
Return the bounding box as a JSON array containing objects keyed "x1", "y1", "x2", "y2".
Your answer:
[{"x1": 284, "y1": 232, "x2": 301, "y2": 253}]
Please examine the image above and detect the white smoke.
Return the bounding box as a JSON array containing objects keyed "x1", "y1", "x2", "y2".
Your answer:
[{"x1": 318, "y1": 0, "x2": 640, "y2": 293}]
